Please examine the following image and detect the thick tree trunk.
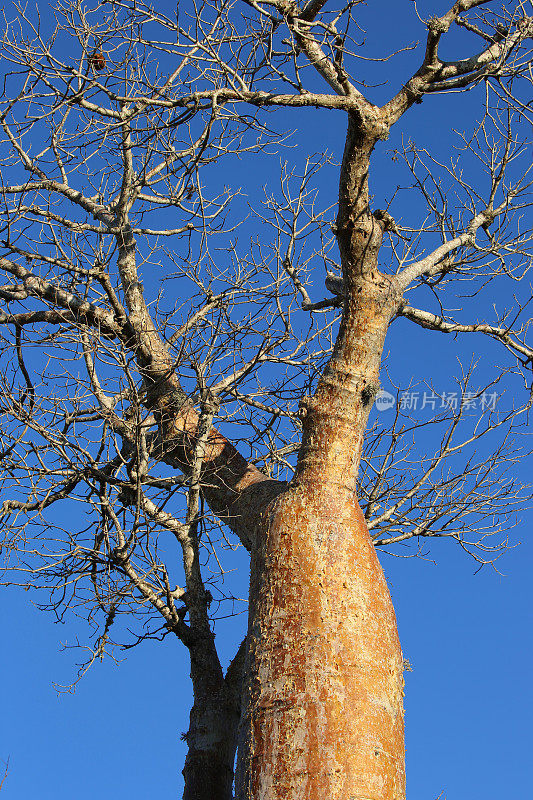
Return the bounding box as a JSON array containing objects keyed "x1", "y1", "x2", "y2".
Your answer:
[
  {"x1": 112, "y1": 113, "x2": 407, "y2": 799},
  {"x1": 235, "y1": 279, "x2": 404, "y2": 800},
  {"x1": 235, "y1": 114, "x2": 405, "y2": 799},
  {"x1": 236, "y1": 482, "x2": 404, "y2": 800}
]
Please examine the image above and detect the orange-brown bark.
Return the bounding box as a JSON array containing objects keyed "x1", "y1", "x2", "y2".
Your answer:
[
  {"x1": 235, "y1": 271, "x2": 405, "y2": 799},
  {"x1": 116, "y1": 113, "x2": 406, "y2": 800},
  {"x1": 235, "y1": 113, "x2": 405, "y2": 799},
  {"x1": 236, "y1": 482, "x2": 404, "y2": 800}
]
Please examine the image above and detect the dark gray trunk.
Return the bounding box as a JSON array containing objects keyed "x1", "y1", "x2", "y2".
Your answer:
[
  {"x1": 182, "y1": 639, "x2": 245, "y2": 800},
  {"x1": 182, "y1": 697, "x2": 238, "y2": 800}
]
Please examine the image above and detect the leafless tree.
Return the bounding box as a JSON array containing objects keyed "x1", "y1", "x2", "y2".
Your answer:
[{"x1": 0, "y1": 1, "x2": 531, "y2": 798}]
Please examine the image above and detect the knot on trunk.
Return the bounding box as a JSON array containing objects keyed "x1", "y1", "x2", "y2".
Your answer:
[
  {"x1": 297, "y1": 394, "x2": 313, "y2": 419},
  {"x1": 374, "y1": 209, "x2": 410, "y2": 240},
  {"x1": 361, "y1": 380, "x2": 380, "y2": 407}
]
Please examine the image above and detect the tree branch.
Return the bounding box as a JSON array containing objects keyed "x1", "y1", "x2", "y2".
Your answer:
[{"x1": 397, "y1": 304, "x2": 533, "y2": 363}]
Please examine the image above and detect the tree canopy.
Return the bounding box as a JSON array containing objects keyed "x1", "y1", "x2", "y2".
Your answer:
[{"x1": 0, "y1": 1, "x2": 531, "y2": 797}]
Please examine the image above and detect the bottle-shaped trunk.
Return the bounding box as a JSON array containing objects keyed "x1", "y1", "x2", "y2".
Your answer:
[
  {"x1": 235, "y1": 273, "x2": 405, "y2": 799},
  {"x1": 236, "y1": 483, "x2": 404, "y2": 800}
]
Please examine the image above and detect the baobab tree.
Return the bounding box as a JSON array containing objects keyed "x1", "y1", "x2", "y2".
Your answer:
[{"x1": 0, "y1": 1, "x2": 532, "y2": 798}]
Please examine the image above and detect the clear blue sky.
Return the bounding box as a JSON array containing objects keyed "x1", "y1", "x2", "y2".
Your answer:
[
  {"x1": 1, "y1": 1, "x2": 532, "y2": 797},
  {"x1": 3, "y1": 516, "x2": 532, "y2": 798}
]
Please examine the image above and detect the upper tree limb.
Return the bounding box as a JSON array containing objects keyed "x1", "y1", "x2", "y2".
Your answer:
[{"x1": 382, "y1": 0, "x2": 533, "y2": 125}]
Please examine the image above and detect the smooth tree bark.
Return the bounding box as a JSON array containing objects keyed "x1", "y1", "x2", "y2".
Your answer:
[{"x1": 1, "y1": 2, "x2": 532, "y2": 800}]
